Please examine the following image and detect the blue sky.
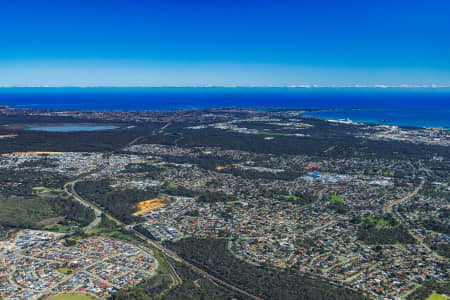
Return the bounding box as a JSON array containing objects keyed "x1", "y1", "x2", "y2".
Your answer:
[{"x1": 1, "y1": 0, "x2": 449, "y2": 86}]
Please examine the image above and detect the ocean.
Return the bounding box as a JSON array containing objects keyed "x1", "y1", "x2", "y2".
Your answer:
[{"x1": 0, "y1": 87, "x2": 449, "y2": 128}]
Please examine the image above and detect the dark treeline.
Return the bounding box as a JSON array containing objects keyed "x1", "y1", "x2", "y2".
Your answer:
[
  {"x1": 75, "y1": 179, "x2": 201, "y2": 224},
  {"x1": 122, "y1": 163, "x2": 166, "y2": 180},
  {"x1": 227, "y1": 167, "x2": 302, "y2": 181},
  {"x1": 141, "y1": 126, "x2": 449, "y2": 160},
  {"x1": 114, "y1": 258, "x2": 248, "y2": 300},
  {"x1": 166, "y1": 238, "x2": 367, "y2": 300},
  {"x1": 0, "y1": 169, "x2": 68, "y2": 196},
  {"x1": 356, "y1": 215, "x2": 416, "y2": 245},
  {"x1": 165, "y1": 154, "x2": 303, "y2": 180},
  {"x1": 328, "y1": 201, "x2": 348, "y2": 214},
  {"x1": 162, "y1": 184, "x2": 197, "y2": 197},
  {"x1": 113, "y1": 271, "x2": 173, "y2": 300},
  {"x1": 407, "y1": 280, "x2": 450, "y2": 300},
  {"x1": 0, "y1": 120, "x2": 160, "y2": 154},
  {"x1": 430, "y1": 242, "x2": 450, "y2": 259},
  {"x1": 1, "y1": 113, "x2": 448, "y2": 160},
  {"x1": 163, "y1": 154, "x2": 236, "y2": 171},
  {"x1": 75, "y1": 179, "x2": 159, "y2": 224},
  {"x1": 262, "y1": 189, "x2": 316, "y2": 206},
  {"x1": 0, "y1": 168, "x2": 94, "y2": 234},
  {"x1": 19, "y1": 157, "x2": 58, "y2": 168},
  {"x1": 0, "y1": 196, "x2": 94, "y2": 231},
  {"x1": 421, "y1": 217, "x2": 450, "y2": 235}
]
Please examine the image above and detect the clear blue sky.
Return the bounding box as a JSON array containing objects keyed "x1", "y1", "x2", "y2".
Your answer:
[{"x1": 1, "y1": 0, "x2": 449, "y2": 86}]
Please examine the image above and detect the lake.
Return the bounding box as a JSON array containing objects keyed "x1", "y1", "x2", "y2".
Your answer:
[{"x1": 26, "y1": 124, "x2": 119, "y2": 132}]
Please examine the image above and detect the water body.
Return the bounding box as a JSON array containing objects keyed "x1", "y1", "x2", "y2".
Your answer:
[
  {"x1": 26, "y1": 124, "x2": 119, "y2": 132},
  {"x1": 1, "y1": 87, "x2": 449, "y2": 128},
  {"x1": 303, "y1": 108, "x2": 450, "y2": 128}
]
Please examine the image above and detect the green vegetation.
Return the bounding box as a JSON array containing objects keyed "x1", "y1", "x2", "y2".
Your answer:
[
  {"x1": 141, "y1": 122, "x2": 450, "y2": 160},
  {"x1": 326, "y1": 194, "x2": 344, "y2": 203},
  {"x1": 420, "y1": 208, "x2": 450, "y2": 235},
  {"x1": 115, "y1": 258, "x2": 245, "y2": 300},
  {"x1": 427, "y1": 293, "x2": 449, "y2": 300},
  {"x1": 0, "y1": 225, "x2": 8, "y2": 240},
  {"x1": 1, "y1": 114, "x2": 448, "y2": 160},
  {"x1": 165, "y1": 238, "x2": 367, "y2": 300},
  {"x1": 262, "y1": 189, "x2": 315, "y2": 206},
  {"x1": 228, "y1": 167, "x2": 302, "y2": 181},
  {"x1": 44, "y1": 223, "x2": 72, "y2": 233},
  {"x1": 325, "y1": 194, "x2": 347, "y2": 213},
  {"x1": 357, "y1": 215, "x2": 416, "y2": 245},
  {"x1": 75, "y1": 179, "x2": 159, "y2": 224},
  {"x1": 0, "y1": 115, "x2": 161, "y2": 154},
  {"x1": 122, "y1": 163, "x2": 165, "y2": 180},
  {"x1": 295, "y1": 237, "x2": 316, "y2": 249},
  {"x1": 90, "y1": 215, "x2": 142, "y2": 243},
  {"x1": 56, "y1": 267, "x2": 76, "y2": 275},
  {"x1": 0, "y1": 162, "x2": 94, "y2": 236},
  {"x1": 277, "y1": 192, "x2": 315, "y2": 205},
  {"x1": 19, "y1": 157, "x2": 58, "y2": 168},
  {"x1": 45, "y1": 293, "x2": 96, "y2": 300},
  {"x1": 0, "y1": 188, "x2": 94, "y2": 234},
  {"x1": 420, "y1": 183, "x2": 450, "y2": 199},
  {"x1": 0, "y1": 169, "x2": 68, "y2": 197},
  {"x1": 282, "y1": 194, "x2": 299, "y2": 201},
  {"x1": 75, "y1": 179, "x2": 199, "y2": 224},
  {"x1": 113, "y1": 245, "x2": 183, "y2": 299},
  {"x1": 430, "y1": 242, "x2": 450, "y2": 259},
  {"x1": 407, "y1": 280, "x2": 450, "y2": 300}
]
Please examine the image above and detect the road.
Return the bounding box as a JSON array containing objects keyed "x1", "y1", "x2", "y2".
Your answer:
[
  {"x1": 384, "y1": 177, "x2": 425, "y2": 215},
  {"x1": 385, "y1": 161, "x2": 428, "y2": 216},
  {"x1": 127, "y1": 121, "x2": 172, "y2": 147},
  {"x1": 64, "y1": 180, "x2": 102, "y2": 233},
  {"x1": 65, "y1": 178, "x2": 263, "y2": 300},
  {"x1": 384, "y1": 170, "x2": 445, "y2": 261}
]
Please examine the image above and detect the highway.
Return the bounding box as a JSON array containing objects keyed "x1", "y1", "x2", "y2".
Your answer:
[
  {"x1": 64, "y1": 177, "x2": 263, "y2": 300},
  {"x1": 64, "y1": 180, "x2": 102, "y2": 233},
  {"x1": 384, "y1": 162, "x2": 445, "y2": 261}
]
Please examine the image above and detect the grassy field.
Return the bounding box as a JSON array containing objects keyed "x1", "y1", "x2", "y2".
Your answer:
[
  {"x1": 427, "y1": 293, "x2": 449, "y2": 300},
  {"x1": 56, "y1": 267, "x2": 76, "y2": 275},
  {"x1": 282, "y1": 195, "x2": 299, "y2": 201},
  {"x1": 46, "y1": 293, "x2": 96, "y2": 300},
  {"x1": 33, "y1": 186, "x2": 65, "y2": 193},
  {"x1": 327, "y1": 194, "x2": 344, "y2": 203}
]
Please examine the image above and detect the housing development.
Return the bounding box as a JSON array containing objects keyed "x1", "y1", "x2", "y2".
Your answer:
[
  {"x1": 0, "y1": 231, "x2": 157, "y2": 299},
  {"x1": 0, "y1": 106, "x2": 448, "y2": 300}
]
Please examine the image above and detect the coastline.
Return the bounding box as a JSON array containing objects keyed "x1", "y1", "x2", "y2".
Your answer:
[
  {"x1": 1, "y1": 100, "x2": 449, "y2": 129},
  {"x1": 302, "y1": 108, "x2": 450, "y2": 129}
]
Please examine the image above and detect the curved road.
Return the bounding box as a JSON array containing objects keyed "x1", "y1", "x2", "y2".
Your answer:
[
  {"x1": 384, "y1": 172, "x2": 445, "y2": 261},
  {"x1": 64, "y1": 180, "x2": 102, "y2": 233},
  {"x1": 64, "y1": 178, "x2": 263, "y2": 300}
]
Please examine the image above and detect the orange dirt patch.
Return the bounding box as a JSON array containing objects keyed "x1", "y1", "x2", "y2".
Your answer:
[
  {"x1": 133, "y1": 197, "x2": 167, "y2": 216},
  {"x1": 1, "y1": 151, "x2": 63, "y2": 157}
]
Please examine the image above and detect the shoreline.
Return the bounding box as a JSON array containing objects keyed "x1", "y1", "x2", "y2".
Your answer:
[
  {"x1": 302, "y1": 108, "x2": 450, "y2": 130},
  {"x1": 1, "y1": 104, "x2": 449, "y2": 130}
]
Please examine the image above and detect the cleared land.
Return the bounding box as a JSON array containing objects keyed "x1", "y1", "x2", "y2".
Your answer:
[
  {"x1": 427, "y1": 293, "x2": 449, "y2": 300},
  {"x1": 46, "y1": 294, "x2": 96, "y2": 300},
  {"x1": 133, "y1": 197, "x2": 167, "y2": 216}
]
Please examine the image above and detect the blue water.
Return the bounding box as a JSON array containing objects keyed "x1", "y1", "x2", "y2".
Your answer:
[
  {"x1": 1, "y1": 87, "x2": 449, "y2": 128},
  {"x1": 26, "y1": 124, "x2": 119, "y2": 132},
  {"x1": 304, "y1": 108, "x2": 450, "y2": 128}
]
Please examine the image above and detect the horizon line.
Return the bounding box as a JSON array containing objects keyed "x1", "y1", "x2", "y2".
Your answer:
[{"x1": 1, "y1": 84, "x2": 450, "y2": 89}]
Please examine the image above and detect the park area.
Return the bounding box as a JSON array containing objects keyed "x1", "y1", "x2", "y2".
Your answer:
[
  {"x1": 427, "y1": 293, "x2": 449, "y2": 300},
  {"x1": 46, "y1": 293, "x2": 96, "y2": 300}
]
